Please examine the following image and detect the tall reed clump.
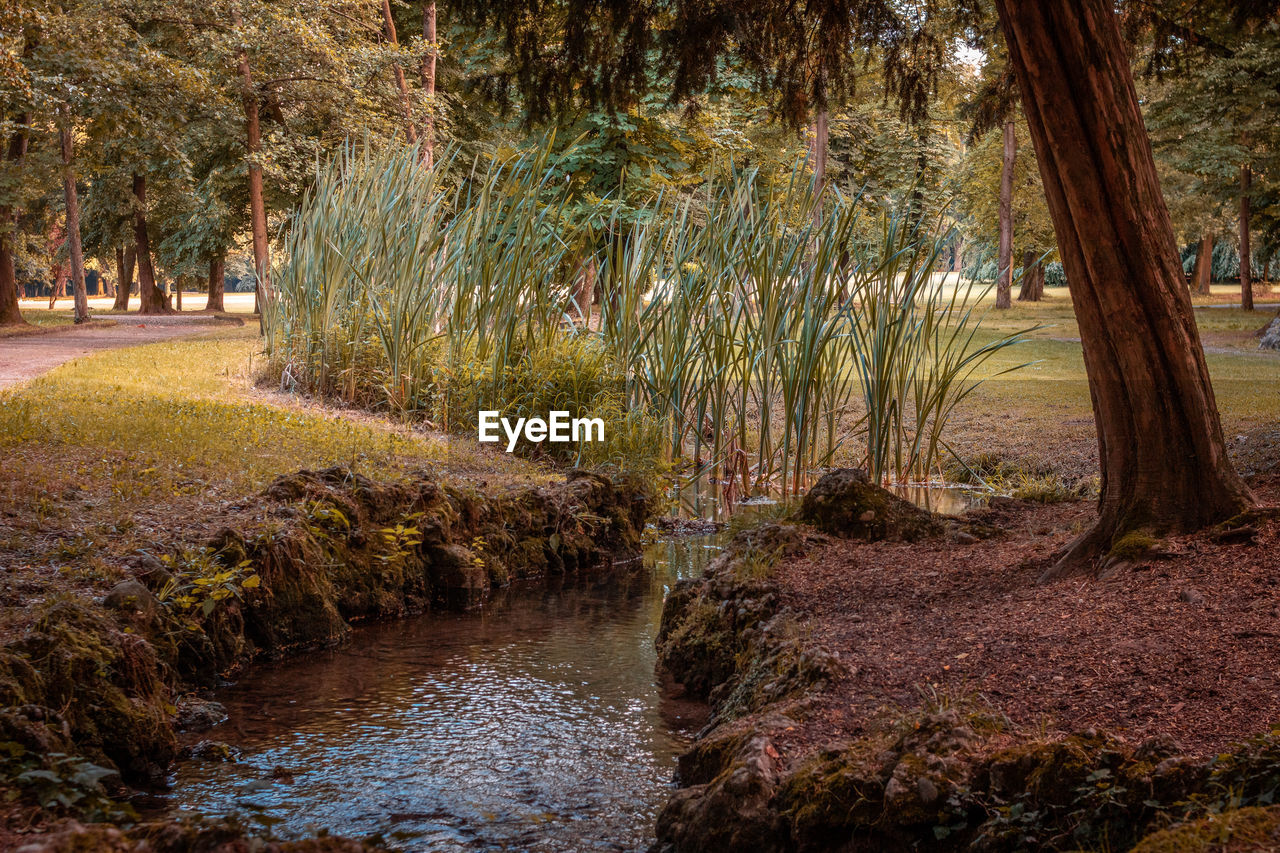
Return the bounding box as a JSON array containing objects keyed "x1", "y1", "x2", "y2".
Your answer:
[{"x1": 264, "y1": 139, "x2": 1034, "y2": 501}]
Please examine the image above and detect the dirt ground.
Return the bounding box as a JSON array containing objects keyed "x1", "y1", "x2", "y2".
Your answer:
[
  {"x1": 772, "y1": 466, "x2": 1280, "y2": 760},
  {"x1": 0, "y1": 317, "x2": 244, "y2": 390}
]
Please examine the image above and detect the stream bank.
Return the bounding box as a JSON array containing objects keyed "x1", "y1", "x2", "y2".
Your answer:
[
  {"x1": 652, "y1": 469, "x2": 1280, "y2": 853},
  {"x1": 0, "y1": 467, "x2": 650, "y2": 851}
]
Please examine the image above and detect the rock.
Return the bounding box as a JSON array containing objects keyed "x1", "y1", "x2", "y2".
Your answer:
[
  {"x1": 428, "y1": 543, "x2": 489, "y2": 607},
  {"x1": 654, "y1": 733, "x2": 788, "y2": 853},
  {"x1": 951, "y1": 531, "x2": 979, "y2": 545},
  {"x1": 1134, "y1": 733, "x2": 1182, "y2": 762},
  {"x1": 187, "y1": 739, "x2": 237, "y2": 761},
  {"x1": 102, "y1": 580, "x2": 160, "y2": 617},
  {"x1": 797, "y1": 469, "x2": 939, "y2": 542},
  {"x1": 1131, "y1": 805, "x2": 1280, "y2": 852},
  {"x1": 916, "y1": 775, "x2": 939, "y2": 806},
  {"x1": 129, "y1": 553, "x2": 174, "y2": 592},
  {"x1": 1260, "y1": 316, "x2": 1280, "y2": 351},
  {"x1": 174, "y1": 698, "x2": 227, "y2": 732}
]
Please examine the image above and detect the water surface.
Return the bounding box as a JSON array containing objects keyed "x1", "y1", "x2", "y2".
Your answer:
[{"x1": 165, "y1": 537, "x2": 720, "y2": 851}]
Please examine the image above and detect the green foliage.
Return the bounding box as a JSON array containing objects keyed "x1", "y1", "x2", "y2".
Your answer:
[
  {"x1": 0, "y1": 742, "x2": 130, "y2": 821},
  {"x1": 157, "y1": 548, "x2": 260, "y2": 625}
]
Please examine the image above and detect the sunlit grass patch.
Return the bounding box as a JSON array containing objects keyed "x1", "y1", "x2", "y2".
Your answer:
[{"x1": 0, "y1": 327, "x2": 545, "y2": 498}]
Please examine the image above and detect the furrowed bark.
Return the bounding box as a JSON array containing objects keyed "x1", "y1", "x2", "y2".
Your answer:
[
  {"x1": 996, "y1": 120, "x2": 1015, "y2": 309},
  {"x1": 1193, "y1": 234, "x2": 1213, "y2": 295},
  {"x1": 113, "y1": 245, "x2": 135, "y2": 311},
  {"x1": 233, "y1": 11, "x2": 270, "y2": 319},
  {"x1": 994, "y1": 0, "x2": 1255, "y2": 578}
]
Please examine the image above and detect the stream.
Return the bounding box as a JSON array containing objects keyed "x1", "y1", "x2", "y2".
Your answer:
[{"x1": 161, "y1": 535, "x2": 721, "y2": 852}]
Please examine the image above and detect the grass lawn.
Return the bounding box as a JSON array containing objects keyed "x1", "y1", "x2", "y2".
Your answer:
[{"x1": 829, "y1": 288, "x2": 1280, "y2": 480}]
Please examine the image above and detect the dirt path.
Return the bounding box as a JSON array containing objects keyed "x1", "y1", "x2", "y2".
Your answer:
[{"x1": 0, "y1": 316, "x2": 244, "y2": 390}]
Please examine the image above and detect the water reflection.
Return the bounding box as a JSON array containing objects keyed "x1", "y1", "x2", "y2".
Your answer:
[{"x1": 164, "y1": 537, "x2": 719, "y2": 852}]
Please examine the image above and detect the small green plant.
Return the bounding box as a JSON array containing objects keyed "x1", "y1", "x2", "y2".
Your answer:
[
  {"x1": 157, "y1": 548, "x2": 261, "y2": 626},
  {"x1": 378, "y1": 512, "x2": 424, "y2": 565},
  {"x1": 305, "y1": 500, "x2": 352, "y2": 535},
  {"x1": 0, "y1": 742, "x2": 131, "y2": 821}
]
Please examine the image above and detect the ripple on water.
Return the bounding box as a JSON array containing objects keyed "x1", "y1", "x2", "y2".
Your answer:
[{"x1": 164, "y1": 536, "x2": 718, "y2": 852}]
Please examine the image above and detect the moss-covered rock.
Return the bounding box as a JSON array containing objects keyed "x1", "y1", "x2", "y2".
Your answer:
[
  {"x1": 654, "y1": 728, "x2": 791, "y2": 853},
  {"x1": 797, "y1": 469, "x2": 940, "y2": 541},
  {"x1": 1130, "y1": 806, "x2": 1280, "y2": 852},
  {"x1": 655, "y1": 520, "x2": 834, "y2": 721},
  {"x1": 10, "y1": 599, "x2": 175, "y2": 782}
]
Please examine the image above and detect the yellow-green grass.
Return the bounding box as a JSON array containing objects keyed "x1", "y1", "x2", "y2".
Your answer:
[
  {"x1": 0, "y1": 325, "x2": 551, "y2": 503},
  {"x1": 0, "y1": 309, "x2": 83, "y2": 337}
]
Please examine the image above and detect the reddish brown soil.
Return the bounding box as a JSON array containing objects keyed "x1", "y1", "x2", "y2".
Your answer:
[{"x1": 774, "y1": 473, "x2": 1280, "y2": 758}]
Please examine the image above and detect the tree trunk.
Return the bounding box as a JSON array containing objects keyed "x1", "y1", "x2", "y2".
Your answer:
[
  {"x1": 572, "y1": 256, "x2": 596, "y2": 327},
  {"x1": 810, "y1": 110, "x2": 828, "y2": 200},
  {"x1": 381, "y1": 0, "x2": 418, "y2": 145},
  {"x1": 996, "y1": 120, "x2": 1015, "y2": 309},
  {"x1": 113, "y1": 245, "x2": 135, "y2": 311},
  {"x1": 1017, "y1": 250, "x2": 1043, "y2": 301},
  {"x1": 420, "y1": 0, "x2": 437, "y2": 166},
  {"x1": 60, "y1": 119, "x2": 90, "y2": 324},
  {"x1": 1240, "y1": 163, "x2": 1253, "y2": 311},
  {"x1": 0, "y1": 116, "x2": 30, "y2": 326},
  {"x1": 206, "y1": 255, "x2": 225, "y2": 312},
  {"x1": 1193, "y1": 234, "x2": 1213, "y2": 295},
  {"x1": 952, "y1": 234, "x2": 964, "y2": 274},
  {"x1": 175, "y1": 276, "x2": 183, "y2": 311},
  {"x1": 234, "y1": 11, "x2": 270, "y2": 317},
  {"x1": 48, "y1": 260, "x2": 67, "y2": 308},
  {"x1": 133, "y1": 174, "x2": 172, "y2": 314},
  {"x1": 994, "y1": 0, "x2": 1254, "y2": 578}
]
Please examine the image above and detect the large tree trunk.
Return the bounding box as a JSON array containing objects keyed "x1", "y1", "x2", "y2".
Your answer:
[
  {"x1": 996, "y1": 120, "x2": 1015, "y2": 309},
  {"x1": 420, "y1": 0, "x2": 437, "y2": 166},
  {"x1": 60, "y1": 120, "x2": 90, "y2": 324},
  {"x1": 113, "y1": 245, "x2": 135, "y2": 311},
  {"x1": 234, "y1": 11, "x2": 270, "y2": 318},
  {"x1": 994, "y1": 0, "x2": 1254, "y2": 578},
  {"x1": 206, "y1": 255, "x2": 225, "y2": 312},
  {"x1": 381, "y1": 0, "x2": 418, "y2": 145},
  {"x1": 1240, "y1": 163, "x2": 1253, "y2": 311},
  {"x1": 1193, "y1": 234, "x2": 1213, "y2": 295},
  {"x1": 132, "y1": 174, "x2": 172, "y2": 315},
  {"x1": 0, "y1": 116, "x2": 30, "y2": 326}
]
